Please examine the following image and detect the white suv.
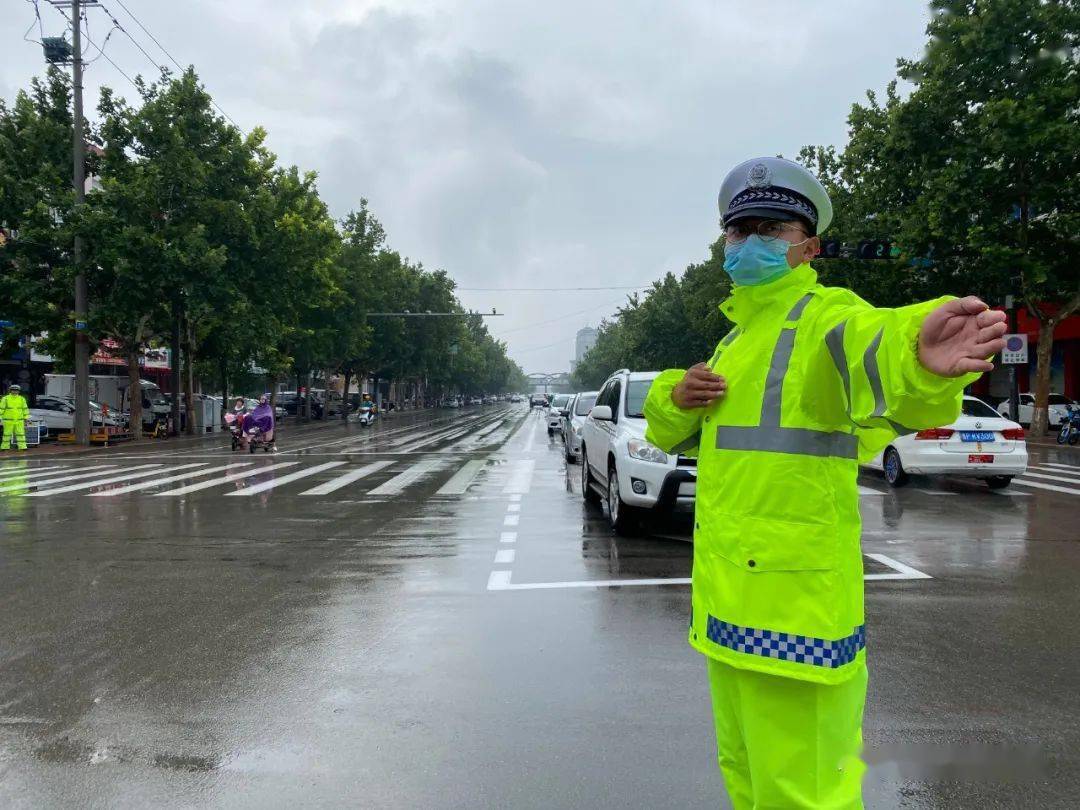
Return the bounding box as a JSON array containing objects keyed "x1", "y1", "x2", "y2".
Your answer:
[{"x1": 579, "y1": 369, "x2": 696, "y2": 534}]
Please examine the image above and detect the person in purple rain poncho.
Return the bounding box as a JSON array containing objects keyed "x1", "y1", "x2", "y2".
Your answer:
[{"x1": 243, "y1": 393, "x2": 276, "y2": 452}]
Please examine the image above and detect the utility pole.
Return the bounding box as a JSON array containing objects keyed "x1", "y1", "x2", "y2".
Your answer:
[
  {"x1": 70, "y1": 0, "x2": 91, "y2": 444},
  {"x1": 1006, "y1": 294, "x2": 1020, "y2": 425}
]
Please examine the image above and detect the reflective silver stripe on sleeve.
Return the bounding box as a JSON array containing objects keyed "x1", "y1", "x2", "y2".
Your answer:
[
  {"x1": 785, "y1": 293, "x2": 814, "y2": 322},
  {"x1": 721, "y1": 328, "x2": 740, "y2": 347},
  {"x1": 825, "y1": 321, "x2": 850, "y2": 409},
  {"x1": 863, "y1": 328, "x2": 886, "y2": 418},
  {"x1": 669, "y1": 432, "x2": 702, "y2": 454},
  {"x1": 714, "y1": 425, "x2": 858, "y2": 459}
]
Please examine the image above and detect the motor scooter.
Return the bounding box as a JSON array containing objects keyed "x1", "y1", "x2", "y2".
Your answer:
[
  {"x1": 356, "y1": 403, "x2": 377, "y2": 427},
  {"x1": 1057, "y1": 404, "x2": 1080, "y2": 446},
  {"x1": 224, "y1": 412, "x2": 244, "y2": 451},
  {"x1": 247, "y1": 426, "x2": 276, "y2": 453}
]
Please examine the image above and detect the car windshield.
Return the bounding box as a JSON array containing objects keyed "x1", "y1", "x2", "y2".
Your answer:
[
  {"x1": 625, "y1": 380, "x2": 654, "y2": 418},
  {"x1": 551, "y1": 395, "x2": 570, "y2": 409},
  {"x1": 1048, "y1": 394, "x2": 1072, "y2": 405},
  {"x1": 962, "y1": 398, "x2": 999, "y2": 418},
  {"x1": 574, "y1": 394, "x2": 597, "y2": 415}
]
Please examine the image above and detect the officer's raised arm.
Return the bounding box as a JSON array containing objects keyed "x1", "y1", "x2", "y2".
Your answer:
[{"x1": 803, "y1": 290, "x2": 1007, "y2": 459}]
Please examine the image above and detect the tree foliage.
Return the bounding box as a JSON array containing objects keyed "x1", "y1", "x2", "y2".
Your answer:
[{"x1": 1, "y1": 68, "x2": 525, "y2": 424}]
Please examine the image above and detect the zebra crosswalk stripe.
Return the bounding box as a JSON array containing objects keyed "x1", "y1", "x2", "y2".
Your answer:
[
  {"x1": 0, "y1": 465, "x2": 129, "y2": 494},
  {"x1": 153, "y1": 462, "x2": 301, "y2": 496},
  {"x1": 0, "y1": 466, "x2": 71, "y2": 483},
  {"x1": 367, "y1": 457, "x2": 447, "y2": 496},
  {"x1": 1012, "y1": 478, "x2": 1080, "y2": 496},
  {"x1": 299, "y1": 461, "x2": 394, "y2": 496},
  {"x1": 224, "y1": 461, "x2": 346, "y2": 497},
  {"x1": 0, "y1": 464, "x2": 113, "y2": 486},
  {"x1": 89, "y1": 462, "x2": 256, "y2": 496},
  {"x1": 24, "y1": 464, "x2": 205, "y2": 497},
  {"x1": 1019, "y1": 470, "x2": 1080, "y2": 486},
  {"x1": 435, "y1": 459, "x2": 486, "y2": 495}
]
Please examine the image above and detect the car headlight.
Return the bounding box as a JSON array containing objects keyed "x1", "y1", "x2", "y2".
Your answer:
[{"x1": 627, "y1": 439, "x2": 668, "y2": 464}]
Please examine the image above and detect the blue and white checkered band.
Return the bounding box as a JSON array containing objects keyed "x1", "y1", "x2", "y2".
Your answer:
[
  {"x1": 706, "y1": 616, "x2": 866, "y2": 669},
  {"x1": 724, "y1": 186, "x2": 819, "y2": 227}
]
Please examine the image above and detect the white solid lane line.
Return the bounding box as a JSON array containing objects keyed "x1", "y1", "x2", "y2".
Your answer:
[
  {"x1": 863, "y1": 553, "x2": 933, "y2": 580},
  {"x1": 0, "y1": 466, "x2": 123, "y2": 494},
  {"x1": 153, "y1": 462, "x2": 300, "y2": 496},
  {"x1": 367, "y1": 457, "x2": 447, "y2": 496},
  {"x1": 225, "y1": 461, "x2": 346, "y2": 497},
  {"x1": 857, "y1": 485, "x2": 886, "y2": 495},
  {"x1": 90, "y1": 463, "x2": 255, "y2": 496},
  {"x1": 1012, "y1": 478, "x2": 1080, "y2": 496},
  {"x1": 435, "y1": 459, "x2": 486, "y2": 495},
  {"x1": 299, "y1": 461, "x2": 394, "y2": 496},
  {"x1": 24, "y1": 464, "x2": 205, "y2": 497}
]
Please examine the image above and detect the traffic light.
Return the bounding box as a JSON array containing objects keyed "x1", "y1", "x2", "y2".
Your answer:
[
  {"x1": 857, "y1": 240, "x2": 892, "y2": 260},
  {"x1": 819, "y1": 239, "x2": 842, "y2": 259}
]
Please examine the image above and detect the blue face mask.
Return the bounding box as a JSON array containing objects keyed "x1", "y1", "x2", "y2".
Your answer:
[{"x1": 723, "y1": 235, "x2": 798, "y2": 286}]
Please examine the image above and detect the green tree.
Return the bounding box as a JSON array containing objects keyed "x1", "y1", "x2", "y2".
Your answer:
[{"x1": 806, "y1": 0, "x2": 1080, "y2": 434}]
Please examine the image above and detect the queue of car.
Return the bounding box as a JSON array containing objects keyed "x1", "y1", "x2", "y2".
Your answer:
[{"x1": 547, "y1": 370, "x2": 1036, "y2": 535}]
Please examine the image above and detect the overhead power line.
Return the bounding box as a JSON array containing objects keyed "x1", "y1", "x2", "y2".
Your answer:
[
  {"x1": 457, "y1": 289, "x2": 648, "y2": 295},
  {"x1": 106, "y1": 0, "x2": 242, "y2": 131},
  {"x1": 47, "y1": 2, "x2": 139, "y2": 89},
  {"x1": 493, "y1": 297, "x2": 628, "y2": 337}
]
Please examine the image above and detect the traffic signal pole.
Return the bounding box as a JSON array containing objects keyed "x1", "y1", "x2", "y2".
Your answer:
[{"x1": 71, "y1": 0, "x2": 91, "y2": 445}]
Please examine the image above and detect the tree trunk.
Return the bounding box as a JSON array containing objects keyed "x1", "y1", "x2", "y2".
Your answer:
[
  {"x1": 127, "y1": 346, "x2": 144, "y2": 442},
  {"x1": 1030, "y1": 322, "x2": 1055, "y2": 436},
  {"x1": 220, "y1": 357, "x2": 229, "y2": 427},
  {"x1": 182, "y1": 319, "x2": 196, "y2": 435},
  {"x1": 341, "y1": 366, "x2": 352, "y2": 419}
]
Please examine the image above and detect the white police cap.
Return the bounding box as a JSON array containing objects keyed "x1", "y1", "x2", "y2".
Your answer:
[{"x1": 718, "y1": 157, "x2": 833, "y2": 234}]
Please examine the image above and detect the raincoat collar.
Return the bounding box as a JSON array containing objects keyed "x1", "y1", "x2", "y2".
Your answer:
[{"x1": 719, "y1": 263, "x2": 818, "y2": 326}]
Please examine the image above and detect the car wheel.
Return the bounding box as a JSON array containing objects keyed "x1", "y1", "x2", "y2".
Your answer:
[
  {"x1": 985, "y1": 476, "x2": 1012, "y2": 489},
  {"x1": 581, "y1": 446, "x2": 601, "y2": 504},
  {"x1": 606, "y1": 463, "x2": 639, "y2": 536},
  {"x1": 883, "y1": 447, "x2": 909, "y2": 487},
  {"x1": 564, "y1": 442, "x2": 575, "y2": 463},
  {"x1": 547, "y1": 427, "x2": 554, "y2": 436}
]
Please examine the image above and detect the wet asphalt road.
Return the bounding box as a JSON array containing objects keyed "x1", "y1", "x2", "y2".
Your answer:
[{"x1": 0, "y1": 406, "x2": 1078, "y2": 808}]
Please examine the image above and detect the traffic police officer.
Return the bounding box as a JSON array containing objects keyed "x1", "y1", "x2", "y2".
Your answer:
[
  {"x1": 644, "y1": 157, "x2": 1006, "y2": 808},
  {"x1": 1, "y1": 383, "x2": 31, "y2": 451}
]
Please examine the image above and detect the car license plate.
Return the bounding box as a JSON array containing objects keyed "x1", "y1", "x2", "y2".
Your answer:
[
  {"x1": 968, "y1": 454, "x2": 994, "y2": 464},
  {"x1": 960, "y1": 431, "x2": 995, "y2": 442}
]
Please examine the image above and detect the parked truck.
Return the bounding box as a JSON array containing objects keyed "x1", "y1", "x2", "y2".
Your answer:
[{"x1": 44, "y1": 374, "x2": 170, "y2": 428}]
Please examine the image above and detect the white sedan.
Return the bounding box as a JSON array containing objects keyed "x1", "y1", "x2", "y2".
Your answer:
[
  {"x1": 996, "y1": 392, "x2": 1076, "y2": 428},
  {"x1": 865, "y1": 395, "x2": 1027, "y2": 489}
]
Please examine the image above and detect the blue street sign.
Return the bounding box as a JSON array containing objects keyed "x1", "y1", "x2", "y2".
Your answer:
[
  {"x1": 0, "y1": 320, "x2": 14, "y2": 328},
  {"x1": 74, "y1": 320, "x2": 87, "y2": 331}
]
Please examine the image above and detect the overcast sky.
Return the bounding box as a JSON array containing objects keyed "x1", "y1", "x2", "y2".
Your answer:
[{"x1": 3, "y1": 1, "x2": 932, "y2": 374}]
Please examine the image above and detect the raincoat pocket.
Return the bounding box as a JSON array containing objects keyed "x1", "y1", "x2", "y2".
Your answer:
[{"x1": 702, "y1": 510, "x2": 839, "y2": 573}]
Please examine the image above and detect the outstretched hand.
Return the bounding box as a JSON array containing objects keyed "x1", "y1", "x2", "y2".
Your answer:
[{"x1": 918, "y1": 296, "x2": 1007, "y2": 377}]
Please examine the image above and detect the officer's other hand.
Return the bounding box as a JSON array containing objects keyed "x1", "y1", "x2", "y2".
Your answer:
[
  {"x1": 672, "y1": 363, "x2": 727, "y2": 409},
  {"x1": 918, "y1": 296, "x2": 1008, "y2": 377}
]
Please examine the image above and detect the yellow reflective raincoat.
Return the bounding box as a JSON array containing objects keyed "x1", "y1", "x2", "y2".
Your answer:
[{"x1": 645, "y1": 263, "x2": 977, "y2": 685}]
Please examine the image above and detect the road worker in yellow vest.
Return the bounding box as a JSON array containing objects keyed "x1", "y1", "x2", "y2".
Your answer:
[
  {"x1": 643, "y1": 157, "x2": 1007, "y2": 809},
  {"x1": 1, "y1": 383, "x2": 31, "y2": 451}
]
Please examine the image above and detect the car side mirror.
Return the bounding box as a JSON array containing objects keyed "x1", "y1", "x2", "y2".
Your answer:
[
  {"x1": 559, "y1": 409, "x2": 570, "y2": 417},
  {"x1": 590, "y1": 405, "x2": 613, "y2": 421}
]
